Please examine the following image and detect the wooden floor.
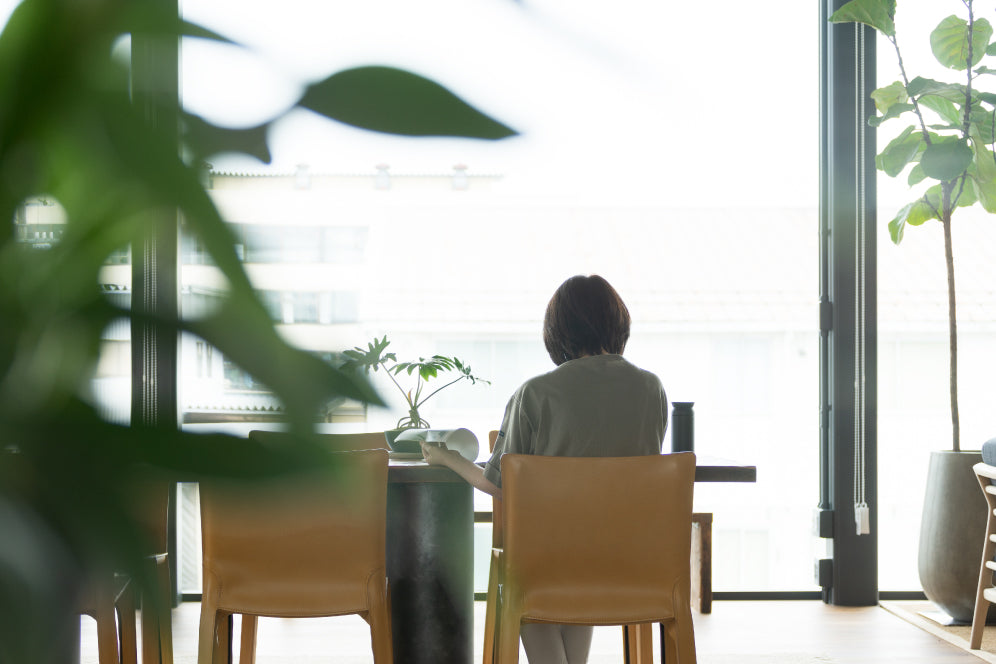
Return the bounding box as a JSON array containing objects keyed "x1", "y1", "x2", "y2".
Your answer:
[{"x1": 81, "y1": 600, "x2": 983, "y2": 663}]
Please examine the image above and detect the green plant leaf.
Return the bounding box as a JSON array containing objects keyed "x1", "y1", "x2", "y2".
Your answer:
[
  {"x1": 951, "y1": 177, "x2": 978, "y2": 209},
  {"x1": 339, "y1": 336, "x2": 393, "y2": 374},
  {"x1": 920, "y1": 139, "x2": 973, "y2": 181},
  {"x1": 299, "y1": 66, "x2": 517, "y2": 139},
  {"x1": 917, "y1": 94, "x2": 961, "y2": 126},
  {"x1": 869, "y1": 102, "x2": 913, "y2": 127},
  {"x1": 907, "y1": 163, "x2": 927, "y2": 185},
  {"x1": 968, "y1": 127, "x2": 996, "y2": 212},
  {"x1": 876, "y1": 125, "x2": 923, "y2": 176},
  {"x1": 988, "y1": 42, "x2": 996, "y2": 56},
  {"x1": 828, "y1": 0, "x2": 896, "y2": 36},
  {"x1": 871, "y1": 81, "x2": 908, "y2": 114},
  {"x1": 977, "y1": 66, "x2": 996, "y2": 76},
  {"x1": 930, "y1": 15, "x2": 992, "y2": 70},
  {"x1": 907, "y1": 76, "x2": 967, "y2": 102},
  {"x1": 887, "y1": 193, "x2": 941, "y2": 243},
  {"x1": 181, "y1": 113, "x2": 272, "y2": 164},
  {"x1": 968, "y1": 107, "x2": 996, "y2": 144}
]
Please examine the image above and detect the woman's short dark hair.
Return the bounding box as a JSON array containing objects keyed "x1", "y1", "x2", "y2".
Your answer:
[{"x1": 543, "y1": 275, "x2": 631, "y2": 365}]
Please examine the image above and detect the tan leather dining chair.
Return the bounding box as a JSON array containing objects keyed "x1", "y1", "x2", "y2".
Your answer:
[
  {"x1": 79, "y1": 574, "x2": 137, "y2": 664},
  {"x1": 971, "y1": 461, "x2": 996, "y2": 649},
  {"x1": 79, "y1": 477, "x2": 173, "y2": 664},
  {"x1": 197, "y1": 447, "x2": 392, "y2": 664},
  {"x1": 490, "y1": 452, "x2": 697, "y2": 664},
  {"x1": 235, "y1": 429, "x2": 390, "y2": 658}
]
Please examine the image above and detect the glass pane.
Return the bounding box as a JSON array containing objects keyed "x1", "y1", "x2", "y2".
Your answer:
[
  {"x1": 178, "y1": 0, "x2": 819, "y2": 593},
  {"x1": 11, "y1": 197, "x2": 132, "y2": 425},
  {"x1": 876, "y1": 1, "x2": 996, "y2": 591}
]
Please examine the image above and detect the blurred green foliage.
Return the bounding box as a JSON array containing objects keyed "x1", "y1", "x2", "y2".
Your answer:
[{"x1": 0, "y1": 0, "x2": 513, "y2": 660}]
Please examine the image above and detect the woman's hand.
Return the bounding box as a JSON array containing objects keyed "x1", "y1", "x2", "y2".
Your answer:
[
  {"x1": 420, "y1": 440, "x2": 501, "y2": 500},
  {"x1": 420, "y1": 441, "x2": 453, "y2": 467}
]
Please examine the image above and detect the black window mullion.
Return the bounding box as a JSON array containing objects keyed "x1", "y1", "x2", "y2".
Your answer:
[{"x1": 818, "y1": 0, "x2": 879, "y2": 606}]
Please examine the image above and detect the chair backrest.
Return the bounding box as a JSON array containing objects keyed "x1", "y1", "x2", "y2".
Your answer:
[
  {"x1": 248, "y1": 429, "x2": 389, "y2": 452},
  {"x1": 199, "y1": 448, "x2": 389, "y2": 615},
  {"x1": 124, "y1": 474, "x2": 170, "y2": 555},
  {"x1": 488, "y1": 430, "x2": 503, "y2": 547},
  {"x1": 500, "y1": 452, "x2": 695, "y2": 623}
]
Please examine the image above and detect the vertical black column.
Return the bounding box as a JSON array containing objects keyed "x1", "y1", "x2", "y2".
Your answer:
[
  {"x1": 130, "y1": 0, "x2": 181, "y2": 603},
  {"x1": 387, "y1": 480, "x2": 474, "y2": 664},
  {"x1": 818, "y1": 0, "x2": 878, "y2": 606}
]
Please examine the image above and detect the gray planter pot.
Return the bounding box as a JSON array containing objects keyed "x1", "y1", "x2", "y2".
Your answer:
[{"x1": 918, "y1": 449, "x2": 996, "y2": 623}]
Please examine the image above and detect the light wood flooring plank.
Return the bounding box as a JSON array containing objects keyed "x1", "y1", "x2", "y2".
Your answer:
[{"x1": 80, "y1": 600, "x2": 981, "y2": 663}]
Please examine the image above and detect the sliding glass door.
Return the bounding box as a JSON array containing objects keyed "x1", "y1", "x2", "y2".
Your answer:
[{"x1": 172, "y1": 0, "x2": 822, "y2": 595}]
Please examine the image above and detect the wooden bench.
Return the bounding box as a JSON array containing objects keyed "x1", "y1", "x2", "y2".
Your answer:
[{"x1": 691, "y1": 512, "x2": 712, "y2": 614}]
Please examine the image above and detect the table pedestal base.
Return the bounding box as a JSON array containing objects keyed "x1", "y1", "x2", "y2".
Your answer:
[{"x1": 387, "y1": 480, "x2": 473, "y2": 664}]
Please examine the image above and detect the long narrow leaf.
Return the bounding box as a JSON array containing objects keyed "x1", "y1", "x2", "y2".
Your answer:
[{"x1": 299, "y1": 66, "x2": 517, "y2": 139}]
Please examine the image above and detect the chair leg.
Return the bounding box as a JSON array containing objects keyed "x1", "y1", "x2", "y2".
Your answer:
[
  {"x1": 971, "y1": 507, "x2": 996, "y2": 648},
  {"x1": 366, "y1": 578, "x2": 394, "y2": 664},
  {"x1": 116, "y1": 582, "x2": 138, "y2": 664},
  {"x1": 239, "y1": 615, "x2": 258, "y2": 664},
  {"x1": 660, "y1": 621, "x2": 677, "y2": 664},
  {"x1": 141, "y1": 554, "x2": 174, "y2": 664},
  {"x1": 496, "y1": 596, "x2": 521, "y2": 664},
  {"x1": 197, "y1": 594, "x2": 230, "y2": 664},
  {"x1": 661, "y1": 612, "x2": 697, "y2": 664},
  {"x1": 622, "y1": 624, "x2": 654, "y2": 663},
  {"x1": 94, "y1": 584, "x2": 121, "y2": 664},
  {"x1": 483, "y1": 550, "x2": 502, "y2": 664}
]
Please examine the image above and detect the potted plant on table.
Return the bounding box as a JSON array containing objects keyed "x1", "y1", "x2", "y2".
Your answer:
[
  {"x1": 341, "y1": 336, "x2": 490, "y2": 444},
  {"x1": 830, "y1": 0, "x2": 996, "y2": 622}
]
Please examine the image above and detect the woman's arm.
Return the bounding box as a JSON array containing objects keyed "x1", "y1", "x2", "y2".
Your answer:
[{"x1": 420, "y1": 442, "x2": 502, "y2": 500}]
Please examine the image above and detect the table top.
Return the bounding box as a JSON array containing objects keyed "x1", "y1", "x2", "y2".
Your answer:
[{"x1": 387, "y1": 453, "x2": 756, "y2": 484}]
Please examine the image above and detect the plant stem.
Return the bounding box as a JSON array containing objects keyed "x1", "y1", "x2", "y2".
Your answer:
[
  {"x1": 891, "y1": 36, "x2": 932, "y2": 146},
  {"x1": 418, "y1": 375, "x2": 469, "y2": 408},
  {"x1": 941, "y1": 184, "x2": 961, "y2": 452},
  {"x1": 940, "y1": 0, "x2": 974, "y2": 452},
  {"x1": 381, "y1": 361, "x2": 417, "y2": 412}
]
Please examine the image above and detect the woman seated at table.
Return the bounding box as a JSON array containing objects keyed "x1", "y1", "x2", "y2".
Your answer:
[{"x1": 421, "y1": 273, "x2": 668, "y2": 664}]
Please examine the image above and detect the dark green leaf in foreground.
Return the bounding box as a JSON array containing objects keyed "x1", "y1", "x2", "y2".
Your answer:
[
  {"x1": 300, "y1": 66, "x2": 517, "y2": 139},
  {"x1": 182, "y1": 113, "x2": 272, "y2": 164}
]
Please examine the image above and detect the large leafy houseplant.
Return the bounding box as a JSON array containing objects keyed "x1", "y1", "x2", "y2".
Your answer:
[
  {"x1": 0, "y1": 0, "x2": 513, "y2": 660},
  {"x1": 831, "y1": 0, "x2": 996, "y2": 622},
  {"x1": 341, "y1": 336, "x2": 489, "y2": 430},
  {"x1": 830, "y1": 0, "x2": 996, "y2": 452}
]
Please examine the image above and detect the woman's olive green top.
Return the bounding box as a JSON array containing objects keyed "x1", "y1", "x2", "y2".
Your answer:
[{"x1": 484, "y1": 354, "x2": 667, "y2": 488}]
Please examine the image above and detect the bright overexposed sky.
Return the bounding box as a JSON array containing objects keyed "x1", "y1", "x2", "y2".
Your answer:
[
  {"x1": 177, "y1": 0, "x2": 819, "y2": 205},
  {"x1": 6, "y1": 1, "x2": 995, "y2": 205},
  {"x1": 3, "y1": 0, "x2": 825, "y2": 204}
]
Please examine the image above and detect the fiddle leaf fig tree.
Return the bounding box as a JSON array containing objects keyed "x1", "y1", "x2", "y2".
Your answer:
[{"x1": 830, "y1": 0, "x2": 996, "y2": 452}]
